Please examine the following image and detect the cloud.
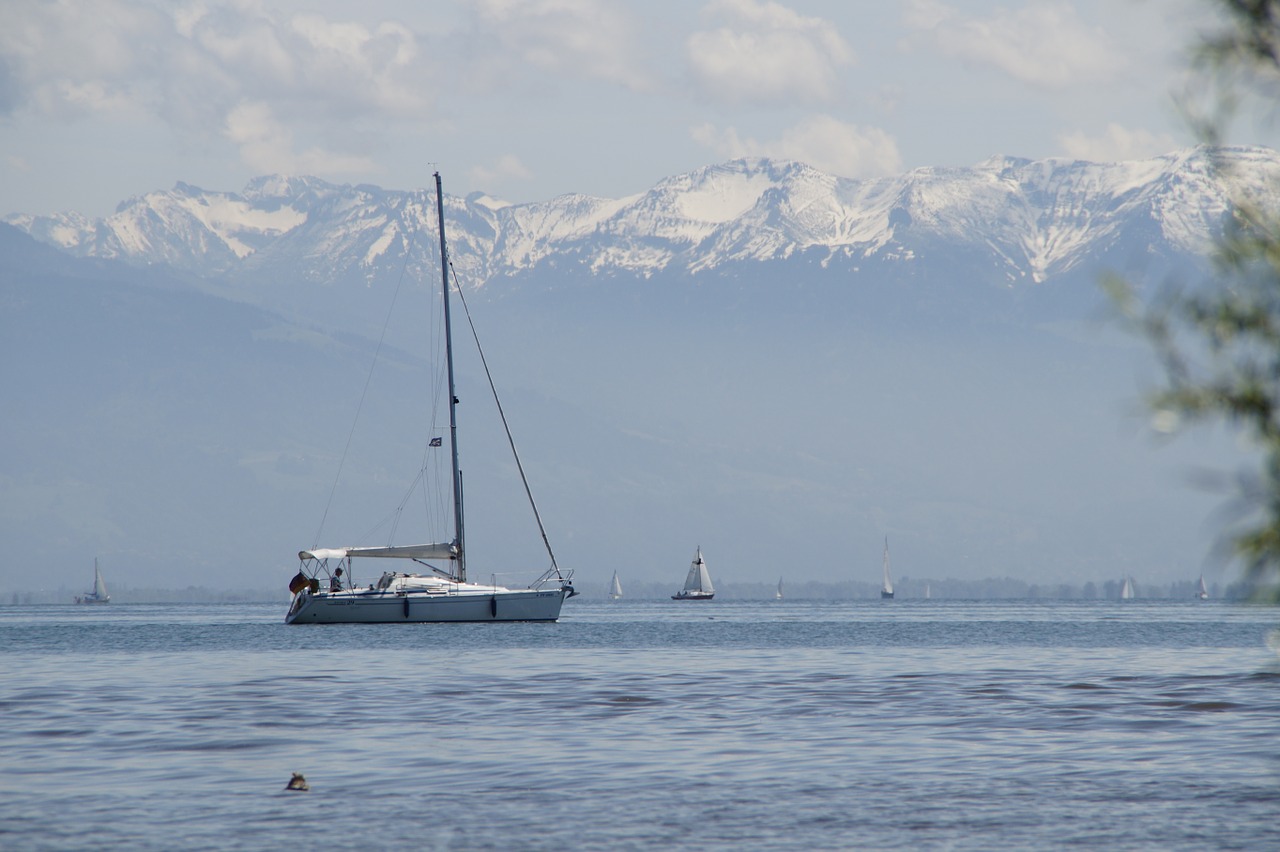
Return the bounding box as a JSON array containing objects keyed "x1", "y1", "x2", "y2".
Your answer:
[
  {"x1": 0, "y1": 0, "x2": 167, "y2": 118},
  {"x1": 0, "y1": 0, "x2": 430, "y2": 174},
  {"x1": 1058, "y1": 123, "x2": 1180, "y2": 162},
  {"x1": 686, "y1": 0, "x2": 853, "y2": 105},
  {"x1": 178, "y1": 3, "x2": 427, "y2": 118},
  {"x1": 471, "y1": 0, "x2": 653, "y2": 92},
  {"x1": 469, "y1": 154, "x2": 535, "y2": 188},
  {"x1": 904, "y1": 0, "x2": 1124, "y2": 89},
  {"x1": 225, "y1": 101, "x2": 376, "y2": 176},
  {"x1": 692, "y1": 115, "x2": 902, "y2": 178}
]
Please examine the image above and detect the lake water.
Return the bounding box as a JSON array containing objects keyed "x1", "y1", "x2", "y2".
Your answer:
[{"x1": 2, "y1": 599, "x2": 1277, "y2": 850}]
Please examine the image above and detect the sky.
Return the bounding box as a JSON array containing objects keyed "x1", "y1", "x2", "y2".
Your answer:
[{"x1": 2, "y1": 0, "x2": 1276, "y2": 219}]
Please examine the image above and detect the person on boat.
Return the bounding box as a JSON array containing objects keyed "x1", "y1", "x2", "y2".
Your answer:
[{"x1": 330, "y1": 567, "x2": 344, "y2": 592}]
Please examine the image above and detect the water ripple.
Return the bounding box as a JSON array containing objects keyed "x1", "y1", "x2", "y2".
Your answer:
[{"x1": 1, "y1": 601, "x2": 1277, "y2": 851}]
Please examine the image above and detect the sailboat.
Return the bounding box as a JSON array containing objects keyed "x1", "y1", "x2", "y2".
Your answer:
[
  {"x1": 75, "y1": 559, "x2": 110, "y2": 604},
  {"x1": 775, "y1": 577, "x2": 783, "y2": 600},
  {"x1": 880, "y1": 536, "x2": 894, "y2": 599},
  {"x1": 1196, "y1": 575, "x2": 1209, "y2": 600},
  {"x1": 1120, "y1": 576, "x2": 1135, "y2": 600},
  {"x1": 610, "y1": 571, "x2": 623, "y2": 600},
  {"x1": 284, "y1": 173, "x2": 576, "y2": 624},
  {"x1": 672, "y1": 547, "x2": 715, "y2": 600}
]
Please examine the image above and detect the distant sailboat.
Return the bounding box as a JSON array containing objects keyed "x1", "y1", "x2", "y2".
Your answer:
[
  {"x1": 775, "y1": 577, "x2": 784, "y2": 600},
  {"x1": 1196, "y1": 575, "x2": 1208, "y2": 600},
  {"x1": 881, "y1": 537, "x2": 894, "y2": 599},
  {"x1": 925, "y1": 583, "x2": 931, "y2": 600},
  {"x1": 610, "y1": 570, "x2": 623, "y2": 600},
  {"x1": 75, "y1": 559, "x2": 110, "y2": 605},
  {"x1": 1120, "y1": 576, "x2": 1135, "y2": 600},
  {"x1": 672, "y1": 547, "x2": 715, "y2": 601}
]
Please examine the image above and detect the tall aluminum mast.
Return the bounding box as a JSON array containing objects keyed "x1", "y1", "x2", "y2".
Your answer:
[{"x1": 434, "y1": 172, "x2": 466, "y2": 582}]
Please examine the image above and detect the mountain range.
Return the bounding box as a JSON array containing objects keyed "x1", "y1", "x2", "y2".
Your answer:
[
  {"x1": 3, "y1": 146, "x2": 1275, "y2": 597},
  {"x1": 10, "y1": 145, "x2": 1274, "y2": 296}
]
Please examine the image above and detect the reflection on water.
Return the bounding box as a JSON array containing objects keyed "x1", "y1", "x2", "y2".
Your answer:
[{"x1": 1, "y1": 600, "x2": 1277, "y2": 850}]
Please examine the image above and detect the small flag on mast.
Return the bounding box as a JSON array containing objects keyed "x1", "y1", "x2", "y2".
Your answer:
[{"x1": 429, "y1": 437, "x2": 443, "y2": 447}]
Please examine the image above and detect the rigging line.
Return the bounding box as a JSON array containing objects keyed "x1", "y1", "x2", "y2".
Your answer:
[
  {"x1": 357, "y1": 506, "x2": 401, "y2": 546},
  {"x1": 312, "y1": 221, "x2": 418, "y2": 550},
  {"x1": 447, "y1": 256, "x2": 562, "y2": 578},
  {"x1": 387, "y1": 461, "x2": 434, "y2": 544}
]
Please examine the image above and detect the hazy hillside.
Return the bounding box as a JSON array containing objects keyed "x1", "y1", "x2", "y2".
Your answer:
[
  {"x1": 0, "y1": 225, "x2": 423, "y2": 590},
  {"x1": 2, "y1": 149, "x2": 1267, "y2": 597}
]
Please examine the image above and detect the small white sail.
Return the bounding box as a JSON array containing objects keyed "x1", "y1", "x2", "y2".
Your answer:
[
  {"x1": 775, "y1": 577, "x2": 783, "y2": 600},
  {"x1": 673, "y1": 547, "x2": 715, "y2": 600},
  {"x1": 881, "y1": 537, "x2": 894, "y2": 599},
  {"x1": 76, "y1": 558, "x2": 110, "y2": 604},
  {"x1": 610, "y1": 571, "x2": 623, "y2": 600},
  {"x1": 685, "y1": 549, "x2": 714, "y2": 593},
  {"x1": 1120, "y1": 576, "x2": 1135, "y2": 600},
  {"x1": 1196, "y1": 576, "x2": 1208, "y2": 600}
]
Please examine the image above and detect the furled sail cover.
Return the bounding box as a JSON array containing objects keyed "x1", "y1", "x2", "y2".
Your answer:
[{"x1": 299, "y1": 543, "x2": 457, "y2": 561}]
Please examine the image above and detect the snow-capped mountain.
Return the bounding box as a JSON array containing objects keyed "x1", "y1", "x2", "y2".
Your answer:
[{"x1": 7, "y1": 146, "x2": 1277, "y2": 294}]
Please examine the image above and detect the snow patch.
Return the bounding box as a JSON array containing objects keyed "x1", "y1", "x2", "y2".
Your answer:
[
  {"x1": 363, "y1": 223, "x2": 399, "y2": 266},
  {"x1": 181, "y1": 195, "x2": 306, "y2": 258},
  {"x1": 674, "y1": 171, "x2": 776, "y2": 223}
]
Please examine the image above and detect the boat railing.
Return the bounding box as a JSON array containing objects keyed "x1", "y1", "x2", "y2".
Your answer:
[
  {"x1": 294, "y1": 557, "x2": 573, "y2": 597},
  {"x1": 530, "y1": 563, "x2": 574, "y2": 591},
  {"x1": 295, "y1": 555, "x2": 349, "y2": 590}
]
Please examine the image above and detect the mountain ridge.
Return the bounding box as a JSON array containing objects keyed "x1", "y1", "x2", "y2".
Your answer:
[{"x1": 7, "y1": 146, "x2": 1275, "y2": 296}]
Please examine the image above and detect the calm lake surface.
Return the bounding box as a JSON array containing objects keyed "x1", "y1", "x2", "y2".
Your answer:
[{"x1": 2, "y1": 599, "x2": 1277, "y2": 850}]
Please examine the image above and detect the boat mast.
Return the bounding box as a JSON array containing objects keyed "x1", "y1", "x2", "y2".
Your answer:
[{"x1": 435, "y1": 172, "x2": 466, "y2": 582}]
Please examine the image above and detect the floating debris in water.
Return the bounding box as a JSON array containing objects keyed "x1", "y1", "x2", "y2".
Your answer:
[{"x1": 285, "y1": 772, "x2": 310, "y2": 791}]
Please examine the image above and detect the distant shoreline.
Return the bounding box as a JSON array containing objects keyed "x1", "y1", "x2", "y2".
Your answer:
[{"x1": 2, "y1": 576, "x2": 1259, "y2": 605}]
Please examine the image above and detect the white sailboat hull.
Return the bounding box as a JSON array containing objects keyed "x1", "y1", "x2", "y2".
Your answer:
[{"x1": 286, "y1": 586, "x2": 569, "y2": 624}]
